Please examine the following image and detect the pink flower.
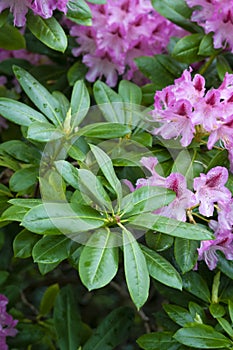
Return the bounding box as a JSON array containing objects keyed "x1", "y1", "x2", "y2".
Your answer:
[
  {"x1": 0, "y1": 0, "x2": 68, "y2": 26},
  {"x1": 194, "y1": 166, "x2": 231, "y2": 217},
  {"x1": 198, "y1": 224, "x2": 233, "y2": 270},
  {"x1": 186, "y1": 0, "x2": 233, "y2": 53},
  {"x1": 70, "y1": 0, "x2": 186, "y2": 86},
  {"x1": 0, "y1": 294, "x2": 18, "y2": 350}
]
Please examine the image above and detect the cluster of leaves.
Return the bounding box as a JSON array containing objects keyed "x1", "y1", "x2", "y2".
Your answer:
[{"x1": 1, "y1": 0, "x2": 233, "y2": 349}]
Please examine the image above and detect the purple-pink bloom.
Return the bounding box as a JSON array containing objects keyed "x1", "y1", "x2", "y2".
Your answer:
[
  {"x1": 194, "y1": 166, "x2": 231, "y2": 217},
  {"x1": 198, "y1": 221, "x2": 233, "y2": 270},
  {"x1": 69, "y1": 0, "x2": 186, "y2": 86},
  {"x1": 0, "y1": 0, "x2": 68, "y2": 26},
  {"x1": 186, "y1": 0, "x2": 233, "y2": 53},
  {"x1": 0, "y1": 294, "x2": 18, "y2": 350}
]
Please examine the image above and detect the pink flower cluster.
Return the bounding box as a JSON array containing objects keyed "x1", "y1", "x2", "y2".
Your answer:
[
  {"x1": 185, "y1": 0, "x2": 233, "y2": 52},
  {"x1": 129, "y1": 157, "x2": 233, "y2": 270},
  {"x1": 0, "y1": 0, "x2": 69, "y2": 26},
  {"x1": 152, "y1": 68, "x2": 233, "y2": 172},
  {"x1": 0, "y1": 294, "x2": 18, "y2": 350},
  {"x1": 69, "y1": 0, "x2": 185, "y2": 87}
]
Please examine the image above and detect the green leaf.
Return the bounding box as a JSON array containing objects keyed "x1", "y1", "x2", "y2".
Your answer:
[
  {"x1": 217, "y1": 317, "x2": 233, "y2": 338},
  {"x1": 198, "y1": 33, "x2": 218, "y2": 56},
  {"x1": 13, "y1": 65, "x2": 63, "y2": 126},
  {"x1": 145, "y1": 231, "x2": 173, "y2": 252},
  {"x1": 38, "y1": 262, "x2": 60, "y2": 275},
  {"x1": 79, "y1": 229, "x2": 119, "y2": 290},
  {"x1": 174, "y1": 238, "x2": 199, "y2": 273},
  {"x1": 67, "y1": 61, "x2": 88, "y2": 86},
  {"x1": 182, "y1": 271, "x2": 211, "y2": 302},
  {"x1": 229, "y1": 300, "x2": 233, "y2": 324},
  {"x1": 128, "y1": 213, "x2": 214, "y2": 240},
  {"x1": 86, "y1": 0, "x2": 106, "y2": 3},
  {"x1": 163, "y1": 304, "x2": 193, "y2": 326},
  {"x1": 174, "y1": 324, "x2": 232, "y2": 348},
  {"x1": 22, "y1": 203, "x2": 105, "y2": 235},
  {"x1": 151, "y1": 0, "x2": 201, "y2": 33},
  {"x1": 83, "y1": 306, "x2": 134, "y2": 350},
  {"x1": 89, "y1": 144, "x2": 123, "y2": 203},
  {"x1": 216, "y1": 56, "x2": 233, "y2": 81},
  {"x1": 121, "y1": 186, "x2": 175, "y2": 217},
  {"x1": 0, "y1": 184, "x2": 13, "y2": 197},
  {"x1": 93, "y1": 81, "x2": 125, "y2": 123},
  {"x1": 0, "y1": 98, "x2": 47, "y2": 126},
  {"x1": 217, "y1": 251, "x2": 233, "y2": 279},
  {"x1": 77, "y1": 169, "x2": 112, "y2": 210},
  {"x1": 78, "y1": 122, "x2": 131, "y2": 139},
  {"x1": 0, "y1": 205, "x2": 29, "y2": 222},
  {"x1": 141, "y1": 245, "x2": 182, "y2": 290},
  {"x1": 66, "y1": 0, "x2": 92, "y2": 26},
  {"x1": 209, "y1": 304, "x2": 225, "y2": 319},
  {"x1": 13, "y1": 229, "x2": 39, "y2": 258},
  {"x1": 54, "y1": 285, "x2": 82, "y2": 350},
  {"x1": 27, "y1": 122, "x2": 64, "y2": 142},
  {"x1": 137, "y1": 331, "x2": 180, "y2": 350},
  {"x1": 27, "y1": 12, "x2": 68, "y2": 52},
  {"x1": 123, "y1": 228, "x2": 150, "y2": 309},
  {"x1": 55, "y1": 160, "x2": 80, "y2": 189},
  {"x1": 0, "y1": 23, "x2": 26, "y2": 50},
  {"x1": 0, "y1": 140, "x2": 40, "y2": 164},
  {"x1": 39, "y1": 283, "x2": 59, "y2": 316},
  {"x1": 32, "y1": 236, "x2": 71, "y2": 263},
  {"x1": 119, "y1": 80, "x2": 142, "y2": 105},
  {"x1": 172, "y1": 34, "x2": 205, "y2": 63},
  {"x1": 0, "y1": 10, "x2": 8, "y2": 28},
  {"x1": 71, "y1": 80, "x2": 90, "y2": 127},
  {"x1": 9, "y1": 166, "x2": 38, "y2": 192},
  {"x1": 135, "y1": 55, "x2": 187, "y2": 90}
]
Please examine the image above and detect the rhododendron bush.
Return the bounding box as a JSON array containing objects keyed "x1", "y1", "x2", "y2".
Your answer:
[{"x1": 1, "y1": 0, "x2": 233, "y2": 349}]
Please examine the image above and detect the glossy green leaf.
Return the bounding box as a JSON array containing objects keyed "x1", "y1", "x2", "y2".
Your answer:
[
  {"x1": 229, "y1": 300, "x2": 233, "y2": 324},
  {"x1": 83, "y1": 306, "x2": 134, "y2": 350},
  {"x1": 9, "y1": 199, "x2": 42, "y2": 208},
  {"x1": 9, "y1": 166, "x2": 38, "y2": 192},
  {"x1": 128, "y1": 213, "x2": 214, "y2": 240},
  {"x1": 53, "y1": 91, "x2": 70, "y2": 120},
  {"x1": 32, "y1": 236, "x2": 71, "y2": 263},
  {"x1": 79, "y1": 229, "x2": 119, "y2": 290},
  {"x1": 141, "y1": 245, "x2": 182, "y2": 290},
  {"x1": 22, "y1": 203, "x2": 105, "y2": 235},
  {"x1": 145, "y1": 231, "x2": 174, "y2": 252},
  {"x1": 121, "y1": 186, "x2": 175, "y2": 217},
  {"x1": 119, "y1": 80, "x2": 142, "y2": 105},
  {"x1": 89, "y1": 144, "x2": 122, "y2": 203},
  {"x1": 123, "y1": 228, "x2": 150, "y2": 309},
  {"x1": 0, "y1": 205, "x2": 29, "y2": 222},
  {"x1": 27, "y1": 12, "x2": 68, "y2": 52},
  {"x1": 39, "y1": 283, "x2": 60, "y2": 316},
  {"x1": 0, "y1": 23, "x2": 26, "y2": 50},
  {"x1": 0, "y1": 98, "x2": 47, "y2": 126},
  {"x1": 93, "y1": 81, "x2": 125, "y2": 123},
  {"x1": 67, "y1": 61, "x2": 88, "y2": 86},
  {"x1": 135, "y1": 55, "x2": 187, "y2": 90},
  {"x1": 78, "y1": 122, "x2": 131, "y2": 139},
  {"x1": 38, "y1": 262, "x2": 60, "y2": 275},
  {"x1": 86, "y1": 0, "x2": 106, "y2": 3},
  {"x1": 163, "y1": 304, "x2": 193, "y2": 326},
  {"x1": 55, "y1": 160, "x2": 80, "y2": 190},
  {"x1": 209, "y1": 304, "x2": 225, "y2": 319},
  {"x1": 217, "y1": 55, "x2": 233, "y2": 81},
  {"x1": 70, "y1": 80, "x2": 90, "y2": 127},
  {"x1": 78, "y1": 169, "x2": 112, "y2": 210},
  {"x1": 13, "y1": 65, "x2": 63, "y2": 126},
  {"x1": 13, "y1": 229, "x2": 39, "y2": 258},
  {"x1": 54, "y1": 285, "x2": 82, "y2": 350},
  {"x1": 217, "y1": 251, "x2": 233, "y2": 279},
  {"x1": 151, "y1": 0, "x2": 201, "y2": 32},
  {"x1": 27, "y1": 122, "x2": 64, "y2": 142},
  {"x1": 173, "y1": 34, "x2": 205, "y2": 63},
  {"x1": 182, "y1": 271, "x2": 211, "y2": 302},
  {"x1": 67, "y1": 0, "x2": 92, "y2": 26},
  {"x1": 0, "y1": 140, "x2": 40, "y2": 164},
  {"x1": 198, "y1": 33, "x2": 218, "y2": 56},
  {"x1": 0, "y1": 184, "x2": 13, "y2": 197},
  {"x1": 217, "y1": 317, "x2": 233, "y2": 338},
  {"x1": 174, "y1": 238, "x2": 199, "y2": 273},
  {"x1": 137, "y1": 331, "x2": 180, "y2": 350},
  {"x1": 174, "y1": 324, "x2": 232, "y2": 348}
]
